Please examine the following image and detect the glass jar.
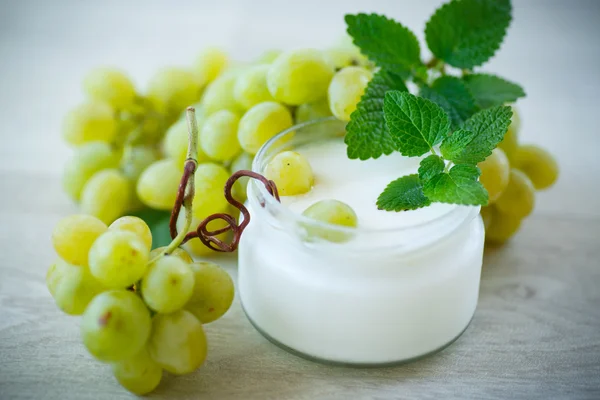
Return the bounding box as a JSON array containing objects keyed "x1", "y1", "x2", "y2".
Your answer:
[{"x1": 238, "y1": 118, "x2": 484, "y2": 366}]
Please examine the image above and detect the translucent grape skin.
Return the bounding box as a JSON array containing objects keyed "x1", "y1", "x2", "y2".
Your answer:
[
  {"x1": 163, "y1": 118, "x2": 208, "y2": 169},
  {"x1": 62, "y1": 102, "x2": 116, "y2": 145},
  {"x1": 480, "y1": 206, "x2": 494, "y2": 231},
  {"x1": 295, "y1": 97, "x2": 332, "y2": 124},
  {"x1": 201, "y1": 72, "x2": 243, "y2": 115},
  {"x1": 325, "y1": 47, "x2": 371, "y2": 70},
  {"x1": 194, "y1": 47, "x2": 229, "y2": 86},
  {"x1": 498, "y1": 124, "x2": 519, "y2": 162},
  {"x1": 267, "y1": 49, "x2": 334, "y2": 105},
  {"x1": 147, "y1": 310, "x2": 207, "y2": 375},
  {"x1": 52, "y1": 214, "x2": 107, "y2": 266},
  {"x1": 88, "y1": 230, "x2": 149, "y2": 288},
  {"x1": 46, "y1": 259, "x2": 105, "y2": 315},
  {"x1": 514, "y1": 144, "x2": 559, "y2": 190},
  {"x1": 485, "y1": 206, "x2": 523, "y2": 244},
  {"x1": 62, "y1": 141, "x2": 121, "y2": 201},
  {"x1": 185, "y1": 262, "x2": 234, "y2": 323},
  {"x1": 81, "y1": 169, "x2": 131, "y2": 224},
  {"x1": 230, "y1": 152, "x2": 253, "y2": 202},
  {"x1": 264, "y1": 151, "x2": 314, "y2": 196},
  {"x1": 327, "y1": 66, "x2": 373, "y2": 121},
  {"x1": 302, "y1": 199, "x2": 358, "y2": 243},
  {"x1": 237, "y1": 101, "x2": 293, "y2": 155},
  {"x1": 256, "y1": 49, "x2": 282, "y2": 64},
  {"x1": 141, "y1": 256, "x2": 194, "y2": 314},
  {"x1": 83, "y1": 68, "x2": 137, "y2": 110},
  {"x1": 233, "y1": 65, "x2": 275, "y2": 109},
  {"x1": 495, "y1": 169, "x2": 536, "y2": 218},
  {"x1": 81, "y1": 290, "x2": 151, "y2": 362},
  {"x1": 192, "y1": 163, "x2": 231, "y2": 220},
  {"x1": 147, "y1": 68, "x2": 200, "y2": 115},
  {"x1": 112, "y1": 347, "x2": 162, "y2": 395},
  {"x1": 478, "y1": 148, "x2": 510, "y2": 204},
  {"x1": 149, "y1": 246, "x2": 193, "y2": 264},
  {"x1": 109, "y1": 216, "x2": 152, "y2": 251},
  {"x1": 200, "y1": 110, "x2": 241, "y2": 162},
  {"x1": 137, "y1": 159, "x2": 182, "y2": 210},
  {"x1": 120, "y1": 146, "x2": 160, "y2": 182}
]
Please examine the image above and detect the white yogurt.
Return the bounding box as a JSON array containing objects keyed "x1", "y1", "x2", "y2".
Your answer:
[{"x1": 238, "y1": 136, "x2": 484, "y2": 365}]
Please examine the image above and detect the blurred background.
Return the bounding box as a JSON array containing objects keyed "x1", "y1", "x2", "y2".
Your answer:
[{"x1": 0, "y1": 0, "x2": 599, "y2": 219}]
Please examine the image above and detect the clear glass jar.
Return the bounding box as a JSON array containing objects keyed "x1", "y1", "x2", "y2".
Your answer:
[{"x1": 238, "y1": 118, "x2": 484, "y2": 366}]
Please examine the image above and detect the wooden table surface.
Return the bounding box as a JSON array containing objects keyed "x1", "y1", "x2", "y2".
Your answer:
[{"x1": 1, "y1": 0, "x2": 599, "y2": 399}]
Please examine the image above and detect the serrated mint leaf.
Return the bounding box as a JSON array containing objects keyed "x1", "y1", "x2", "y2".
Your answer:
[
  {"x1": 377, "y1": 174, "x2": 431, "y2": 211},
  {"x1": 441, "y1": 106, "x2": 513, "y2": 164},
  {"x1": 418, "y1": 155, "x2": 445, "y2": 182},
  {"x1": 383, "y1": 91, "x2": 451, "y2": 157},
  {"x1": 423, "y1": 164, "x2": 488, "y2": 205},
  {"x1": 420, "y1": 76, "x2": 478, "y2": 128},
  {"x1": 463, "y1": 73, "x2": 526, "y2": 109},
  {"x1": 425, "y1": 0, "x2": 512, "y2": 69},
  {"x1": 345, "y1": 70, "x2": 408, "y2": 160},
  {"x1": 345, "y1": 13, "x2": 421, "y2": 77}
]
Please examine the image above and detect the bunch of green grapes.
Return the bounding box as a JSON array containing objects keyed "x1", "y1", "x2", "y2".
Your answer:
[
  {"x1": 48, "y1": 214, "x2": 234, "y2": 395},
  {"x1": 478, "y1": 109, "x2": 559, "y2": 244}
]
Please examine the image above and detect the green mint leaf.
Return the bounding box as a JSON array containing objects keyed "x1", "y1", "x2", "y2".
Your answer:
[
  {"x1": 423, "y1": 164, "x2": 488, "y2": 205},
  {"x1": 345, "y1": 13, "x2": 421, "y2": 77},
  {"x1": 377, "y1": 174, "x2": 431, "y2": 211},
  {"x1": 129, "y1": 208, "x2": 172, "y2": 249},
  {"x1": 383, "y1": 91, "x2": 451, "y2": 157},
  {"x1": 420, "y1": 76, "x2": 478, "y2": 128},
  {"x1": 441, "y1": 106, "x2": 513, "y2": 164},
  {"x1": 463, "y1": 73, "x2": 526, "y2": 109},
  {"x1": 345, "y1": 70, "x2": 408, "y2": 160},
  {"x1": 425, "y1": 0, "x2": 512, "y2": 69},
  {"x1": 418, "y1": 155, "x2": 445, "y2": 182}
]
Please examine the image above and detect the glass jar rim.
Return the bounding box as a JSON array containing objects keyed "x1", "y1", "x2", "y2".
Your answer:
[{"x1": 250, "y1": 117, "x2": 480, "y2": 250}]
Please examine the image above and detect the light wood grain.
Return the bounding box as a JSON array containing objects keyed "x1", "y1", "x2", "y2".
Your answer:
[{"x1": 1, "y1": 0, "x2": 599, "y2": 399}]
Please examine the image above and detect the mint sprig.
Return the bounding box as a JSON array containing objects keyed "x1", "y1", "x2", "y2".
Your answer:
[{"x1": 345, "y1": 0, "x2": 523, "y2": 211}]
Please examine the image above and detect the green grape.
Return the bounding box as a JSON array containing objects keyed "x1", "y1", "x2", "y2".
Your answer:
[
  {"x1": 81, "y1": 290, "x2": 151, "y2": 362},
  {"x1": 237, "y1": 101, "x2": 293, "y2": 154},
  {"x1": 147, "y1": 68, "x2": 200, "y2": 115},
  {"x1": 480, "y1": 206, "x2": 494, "y2": 231},
  {"x1": 62, "y1": 141, "x2": 121, "y2": 201},
  {"x1": 200, "y1": 110, "x2": 241, "y2": 162},
  {"x1": 233, "y1": 65, "x2": 275, "y2": 109},
  {"x1": 230, "y1": 152, "x2": 253, "y2": 202},
  {"x1": 328, "y1": 66, "x2": 373, "y2": 121},
  {"x1": 264, "y1": 150, "x2": 313, "y2": 196},
  {"x1": 147, "y1": 310, "x2": 207, "y2": 375},
  {"x1": 485, "y1": 206, "x2": 523, "y2": 243},
  {"x1": 120, "y1": 146, "x2": 160, "y2": 182},
  {"x1": 301, "y1": 199, "x2": 358, "y2": 243},
  {"x1": 141, "y1": 256, "x2": 194, "y2": 314},
  {"x1": 81, "y1": 169, "x2": 131, "y2": 224},
  {"x1": 88, "y1": 230, "x2": 149, "y2": 288},
  {"x1": 109, "y1": 216, "x2": 152, "y2": 251},
  {"x1": 136, "y1": 159, "x2": 181, "y2": 210},
  {"x1": 511, "y1": 107, "x2": 521, "y2": 132},
  {"x1": 178, "y1": 213, "x2": 230, "y2": 257},
  {"x1": 185, "y1": 262, "x2": 234, "y2": 324},
  {"x1": 194, "y1": 47, "x2": 229, "y2": 86},
  {"x1": 201, "y1": 72, "x2": 243, "y2": 115},
  {"x1": 163, "y1": 118, "x2": 208, "y2": 169},
  {"x1": 112, "y1": 347, "x2": 162, "y2": 395},
  {"x1": 62, "y1": 102, "x2": 116, "y2": 145},
  {"x1": 495, "y1": 169, "x2": 536, "y2": 218},
  {"x1": 149, "y1": 246, "x2": 193, "y2": 264},
  {"x1": 478, "y1": 147, "x2": 510, "y2": 204},
  {"x1": 83, "y1": 68, "x2": 137, "y2": 110},
  {"x1": 267, "y1": 49, "x2": 334, "y2": 105},
  {"x1": 256, "y1": 49, "x2": 282, "y2": 64},
  {"x1": 498, "y1": 124, "x2": 519, "y2": 162},
  {"x1": 46, "y1": 259, "x2": 105, "y2": 315},
  {"x1": 192, "y1": 163, "x2": 230, "y2": 219},
  {"x1": 52, "y1": 214, "x2": 107, "y2": 266},
  {"x1": 295, "y1": 97, "x2": 332, "y2": 124},
  {"x1": 514, "y1": 144, "x2": 559, "y2": 190},
  {"x1": 325, "y1": 47, "x2": 371, "y2": 70}
]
